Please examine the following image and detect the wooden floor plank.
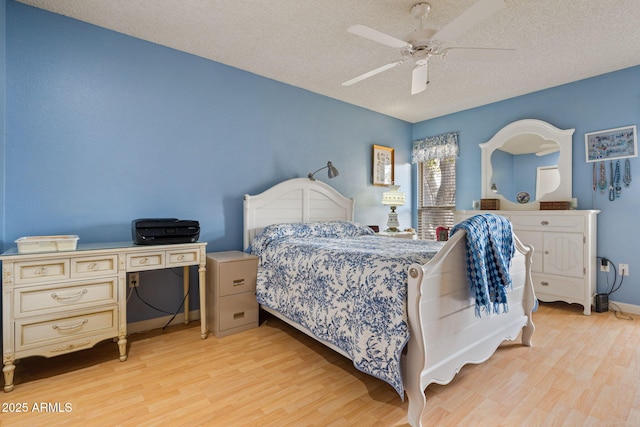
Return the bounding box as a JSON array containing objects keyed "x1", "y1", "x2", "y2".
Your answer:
[{"x1": 2, "y1": 302, "x2": 639, "y2": 426}]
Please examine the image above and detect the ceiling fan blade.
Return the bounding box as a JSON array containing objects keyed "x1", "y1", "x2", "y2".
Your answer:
[
  {"x1": 432, "y1": 0, "x2": 506, "y2": 42},
  {"x1": 348, "y1": 24, "x2": 410, "y2": 49},
  {"x1": 342, "y1": 60, "x2": 405, "y2": 86},
  {"x1": 444, "y1": 47, "x2": 515, "y2": 62},
  {"x1": 411, "y1": 63, "x2": 428, "y2": 95}
]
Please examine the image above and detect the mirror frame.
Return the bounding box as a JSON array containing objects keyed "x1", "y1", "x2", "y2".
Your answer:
[{"x1": 480, "y1": 119, "x2": 575, "y2": 210}]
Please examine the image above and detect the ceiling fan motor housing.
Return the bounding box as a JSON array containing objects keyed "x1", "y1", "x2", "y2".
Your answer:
[{"x1": 405, "y1": 28, "x2": 437, "y2": 49}]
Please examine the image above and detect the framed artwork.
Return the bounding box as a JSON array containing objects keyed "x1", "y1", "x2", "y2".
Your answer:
[
  {"x1": 372, "y1": 144, "x2": 394, "y2": 186},
  {"x1": 585, "y1": 125, "x2": 637, "y2": 162}
]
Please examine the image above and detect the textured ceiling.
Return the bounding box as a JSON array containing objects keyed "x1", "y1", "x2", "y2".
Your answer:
[{"x1": 17, "y1": 0, "x2": 640, "y2": 123}]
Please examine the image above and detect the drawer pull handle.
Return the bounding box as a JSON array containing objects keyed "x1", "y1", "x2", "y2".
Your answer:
[
  {"x1": 233, "y1": 279, "x2": 245, "y2": 286},
  {"x1": 177, "y1": 255, "x2": 185, "y2": 261},
  {"x1": 233, "y1": 311, "x2": 245, "y2": 320},
  {"x1": 88, "y1": 263, "x2": 99, "y2": 271},
  {"x1": 51, "y1": 289, "x2": 88, "y2": 300},
  {"x1": 35, "y1": 267, "x2": 48, "y2": 276},
  {"x1": 540, "y1": 281, "x2": 550, "y2": 287},
  {"x1": 541, "y1": 221, "x2": 549, "y2": 226},
  {"x1": 139, "y1": 257, "x2": 149, "y2": 264},
  {"x1": 52, "y1": 319, "x2": 89, "y2": 331}
]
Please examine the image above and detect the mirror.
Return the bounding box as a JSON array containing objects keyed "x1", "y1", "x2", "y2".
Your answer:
[
  {"x1": 480, "y1": 119, "x2": 574, "y2": 210},
  {"x1": 490, "y1": 135, "x2": 560, "y2": 202}
]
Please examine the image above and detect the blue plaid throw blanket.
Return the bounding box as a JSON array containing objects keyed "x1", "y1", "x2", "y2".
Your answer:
[{"x1": 450, "y1": 214, "x2": 515, "y2": 317}]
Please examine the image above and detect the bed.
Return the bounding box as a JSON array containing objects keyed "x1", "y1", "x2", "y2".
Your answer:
[{"x1": 243, "y1": 178, "x2": 535, "y2": 427}]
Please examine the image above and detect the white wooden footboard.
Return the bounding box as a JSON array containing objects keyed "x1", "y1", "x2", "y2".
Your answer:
[{"x1": 404, "y1": 231, "x2": 535, "y2": 427}]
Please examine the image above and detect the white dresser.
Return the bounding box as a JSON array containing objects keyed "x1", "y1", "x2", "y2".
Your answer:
[
  {"x1": 1, "y1": 241, "x2": 208, "y2": 392},
  {"x1": 456, "y1": 210, "x2": 599, "y2": 315}
]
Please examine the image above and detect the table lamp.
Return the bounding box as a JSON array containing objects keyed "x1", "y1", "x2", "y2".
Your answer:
[{"x1": 381, "y1": 184, "x2": 406, "y2": 232}]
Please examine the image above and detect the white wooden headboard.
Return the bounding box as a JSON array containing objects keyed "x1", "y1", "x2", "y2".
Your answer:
[{"x1": 243, "y1": 178, "x2": 355, "y2": 249}]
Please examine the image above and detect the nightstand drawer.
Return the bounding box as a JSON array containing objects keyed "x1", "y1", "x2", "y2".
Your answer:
[
  {"x1": 15, "y1": 307, "x2": 118, "y2": 351},
  {"x1": 219, "y1": 260, "x2": 257, "y2": 296},
  {"x1": 15, "y1": 259, "x2": 70, "y2": 285},
  {"x1": 14, "y1": 278, "x2": 118, "y2": 317},
  {"x1": 218, "y1": 293, "x2": 258, "y2": 331}
]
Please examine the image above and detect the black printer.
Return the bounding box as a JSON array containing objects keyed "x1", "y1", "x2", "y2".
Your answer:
[{"x1": 132, "y1": 218, "x2": 200, "y2": 245}]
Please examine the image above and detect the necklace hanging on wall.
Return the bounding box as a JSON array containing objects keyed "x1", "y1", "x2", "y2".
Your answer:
[
  {"x1": 598, "y1": 161, "x2": 607, "y2": 192},
  {"x1": 609, "y1": 161, "x2": 615, "y2": 201},
  {"x1": 623, "y1": 158, "x2": 632, "y2": 187},
  {"x1": 615, "y1": 160, "x2": 622, "y2": 198}
]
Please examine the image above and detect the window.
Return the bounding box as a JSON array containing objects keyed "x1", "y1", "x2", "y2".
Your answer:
[
  {"x1": 412, "y1": 132, "x2": 458, "y2": 240},
  {"x1": 417, "y1": 158, "x2": 456, "y2": 240}
]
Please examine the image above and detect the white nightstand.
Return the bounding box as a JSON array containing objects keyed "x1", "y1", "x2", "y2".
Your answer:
[
  {"x1": 376, "y1": 231, "x2": 417, "y2": 239},
  {"x1": 206, "y1": 251, "x2": 259, "y2": 337}
]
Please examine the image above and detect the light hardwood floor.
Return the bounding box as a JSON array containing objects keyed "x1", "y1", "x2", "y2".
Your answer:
[{"x1": 2, "y1": 302, "x2": 639, "y2": 426}]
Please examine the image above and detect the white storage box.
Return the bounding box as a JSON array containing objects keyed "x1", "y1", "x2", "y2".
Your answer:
[{"x1": 15, "y1": 235, "x2": 79, "y2": 254}]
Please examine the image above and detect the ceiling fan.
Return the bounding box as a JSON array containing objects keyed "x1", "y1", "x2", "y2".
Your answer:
[{"x1": 342, "y1": 0, "x2": 515, "y2": 95}]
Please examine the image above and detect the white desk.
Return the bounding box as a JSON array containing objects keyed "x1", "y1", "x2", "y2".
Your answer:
[{"x1": 1, "y1": 241, "x2": 207, "y2": 392}]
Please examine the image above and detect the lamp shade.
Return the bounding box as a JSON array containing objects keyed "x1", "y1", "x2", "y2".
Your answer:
[
  {"x1": 308, "y1": 161, "x2": 339, "y2": 181},
  {"x1": 381, "y1": 184, "x2": 406, "y2": 207}
]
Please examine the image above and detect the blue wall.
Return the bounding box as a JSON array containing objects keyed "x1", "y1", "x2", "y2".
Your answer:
[
  {"x1": 5, "y1": 2, "x2": 412, "y2": 322},
  {"x1": 413, "y1": 65, "x2": 640, "y2": 307},
  {"x1": 1, "y1": 0, "x2": 5, "y2": 251},
  {"x1": 5, "y1": 1, "x2": 640, "y2": 321}
]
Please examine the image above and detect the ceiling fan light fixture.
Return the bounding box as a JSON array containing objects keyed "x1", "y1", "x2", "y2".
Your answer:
[
  {"x1": 410, "y1": 3, "x2": 431, "y2": 20},
  {"x1": 411, "y1": 62, "x2": 429, "y2": 95}
]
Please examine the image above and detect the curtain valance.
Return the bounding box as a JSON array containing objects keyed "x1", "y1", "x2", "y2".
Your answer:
[{"x1": 411, "y1": 132, "x2": 459, "y2": 163}]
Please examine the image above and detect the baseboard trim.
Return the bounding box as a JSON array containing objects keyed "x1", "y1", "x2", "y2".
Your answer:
[
  {"x1": 608, "y1": 300, "x2": 640, "y2": 315},
  {"x1": 127, "y1": 310, "x2": 200, "y2": 335}
]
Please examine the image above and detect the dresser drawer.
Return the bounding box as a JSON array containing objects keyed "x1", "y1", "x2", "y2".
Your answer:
[
  {"x1": 219, "y1": 260, "x2": 257, "y2": 297},
  {"x1": 532, "y1": 273, "x2": 584, "y2": 300},
  {"x1": 511, "y1": 215, "x2": 584, "y2": 232},
  {"x1": 14, "y1": 278, "x2": 118, "y2": 317},
  {"x1": 15, "y1": 307, "x2": 118, "y2": 351},
  {"x1": 126, "y1": 251, "x2": 165, "y2": 271},
  {"x1": 218, "y1": 293, "x2": 258, "y2": 331},
  {"x1": 167, "y1": 248, "x2": 200, "y2": 267},
  {"x1": 72, "y1": 254, "x2": 118, "y2": 277},
  {"x1": 14, "y1": 259, "x2": 70, "y2": 285}
]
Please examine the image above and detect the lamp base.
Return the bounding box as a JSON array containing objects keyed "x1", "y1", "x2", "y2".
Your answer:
[
  {"x1": 386, "y1": 210, "x2": 400, "y2": 232},
  {"x1": 385, "y1": 227, "x2": 401, "y2": 232}
]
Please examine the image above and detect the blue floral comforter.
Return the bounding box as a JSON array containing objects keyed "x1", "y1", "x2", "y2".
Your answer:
[{"x1": 249, "y1": 221, "x2": 444, "y2": 396}]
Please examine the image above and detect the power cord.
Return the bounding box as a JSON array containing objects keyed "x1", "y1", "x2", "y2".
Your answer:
[{"x1": 132, "y1": 280, "x2": 191, "y2": 330}]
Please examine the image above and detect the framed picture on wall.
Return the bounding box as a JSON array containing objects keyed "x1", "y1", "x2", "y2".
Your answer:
[
  {"x1": 372, "y1": 144, "x2": 394, "y2": 186},
  {"x1": 585, "y1": 125, "x2": 637, "y2": 162}
]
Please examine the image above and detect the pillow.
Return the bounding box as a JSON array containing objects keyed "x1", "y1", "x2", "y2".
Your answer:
[
  {"x1": 249, "y1": 221, "x2": 373, "y2": 256},
  {"x1": 305, "y1": 221, "x2": 374, "y2": 238}
]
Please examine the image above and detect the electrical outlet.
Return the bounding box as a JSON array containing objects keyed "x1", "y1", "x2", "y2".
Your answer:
[
  {"x1": 619, "y1": 264, "x2": 629, "y2": 276},
  {"x1": 600, "y1": 259, "x2": 610, "y2": 272},
  {"x1": 128, "y1": 272, "x2": 140, "y2": 287}
]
